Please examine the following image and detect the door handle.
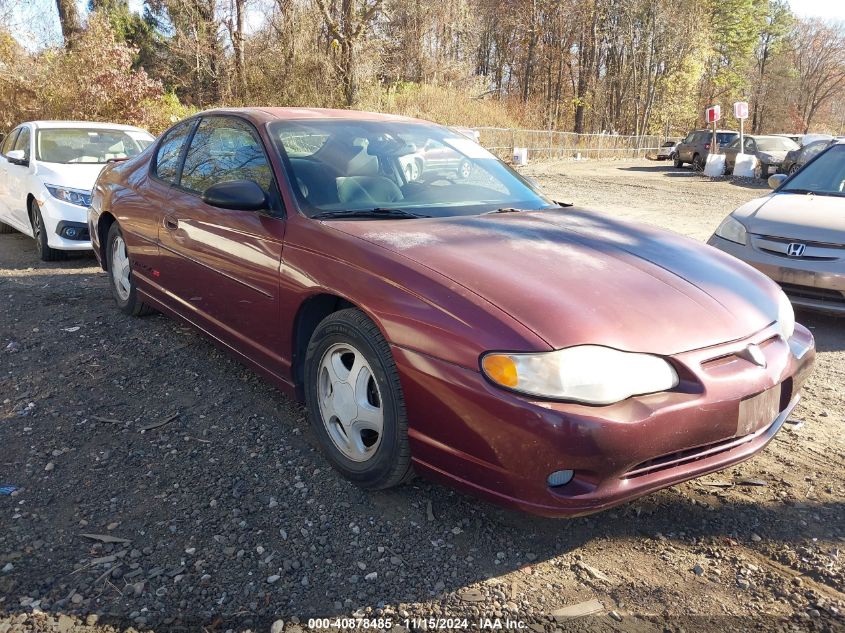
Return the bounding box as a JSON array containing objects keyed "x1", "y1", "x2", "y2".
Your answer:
[{"x1": 164, "y1": 215, "x2": 179, "y2": 230}]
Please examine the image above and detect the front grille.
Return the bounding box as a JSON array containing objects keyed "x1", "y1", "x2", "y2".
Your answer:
[
  {"x1": 780, "y1": 283, "x2": 845, "y2": 306},
  {"x1": 624, "y1": 410, "x2": 779, "y2": 479},
  {"x1": 752, "y1": 234, "x2": 843, "y2": 261}
]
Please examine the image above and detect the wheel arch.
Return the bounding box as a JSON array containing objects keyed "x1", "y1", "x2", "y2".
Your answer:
[
  {"x1": 96, "y1": 212, "x2": 117, "y2": 271},
  {"x1": 291, "y1": 293, "x2": 359, "y2": 400}
]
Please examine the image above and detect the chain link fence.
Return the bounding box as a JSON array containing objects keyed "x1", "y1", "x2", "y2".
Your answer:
[{"x1": 472, "y1": 127, "x2": 675, "y2": 161}]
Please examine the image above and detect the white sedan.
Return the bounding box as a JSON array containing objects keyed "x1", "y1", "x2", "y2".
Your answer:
[{"x1": 0, "y1": 121, "x2": 154, "y2": 261}]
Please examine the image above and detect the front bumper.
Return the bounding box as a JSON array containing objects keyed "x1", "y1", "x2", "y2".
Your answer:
[
  {"x1": 39, "y1": 196, "x2": 92, "y2": 251},
  {"x1": 395, "y1": 322, "x2": 814, "y2": 517},
  {"x1": 708, "y1": 234, "x2": 845, "y2": 314}
]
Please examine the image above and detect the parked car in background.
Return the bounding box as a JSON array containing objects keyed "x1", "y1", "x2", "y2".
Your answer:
[
  {"x1": 656, "y1": 141, "x2": 679, "y2": 160},
  {"x1": 0, "y1": 120, "x2": 154, "y2": 260},
  {"x1": 399, "y1": 129, "x2": 476, "y2": 182},
  {"x1": 772, "y1": 133, "x2": 802, "y2": 145},
  {"x1": 88, "y1": 107, "x2": 814, "y2": 517},
  {"x1": 709, "y1": 140, "x2": 845, "y2": 314},
  {"x1": 674, "y1": 129, "x2": 739, "y2": 170},
  {"x1": 781, "y1": 138, "x2": 836, "y2": 175},
  {"x1": 723, "y1": 134, "x2": 799, "y2": 178}
]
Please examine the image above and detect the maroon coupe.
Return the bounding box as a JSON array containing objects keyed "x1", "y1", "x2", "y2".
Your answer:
[{"x1": 88, "y1": 108, "x2": 815, "y2": 517}]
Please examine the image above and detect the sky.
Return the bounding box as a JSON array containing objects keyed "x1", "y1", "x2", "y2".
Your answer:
[
  {"x1": 7, "y1": 0, "x2": 844, "y2": 52},
  {"x1": 789, "y1": 0, "x2": 845, "y2": 21}
]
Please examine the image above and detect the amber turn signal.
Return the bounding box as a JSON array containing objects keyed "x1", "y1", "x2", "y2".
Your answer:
[{"x1": 482, "y1": 354, "x2": 519, "y2": 388}]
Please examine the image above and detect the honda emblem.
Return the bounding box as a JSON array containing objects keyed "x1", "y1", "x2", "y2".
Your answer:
[{"x1": 786, "y1": 243, "x2": 806, "y2": 257}]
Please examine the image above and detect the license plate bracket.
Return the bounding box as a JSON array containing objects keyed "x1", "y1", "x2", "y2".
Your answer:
[{"x1": 737, "y1": 385, "x2": 781, "y2": 436}]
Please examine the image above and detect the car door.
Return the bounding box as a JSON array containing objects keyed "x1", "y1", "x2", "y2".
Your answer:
[
  {"x1": 4, "y1": 126, "x2": 33, "y2": 231},
  {"x1": 0, "y1": 127, "x2": 21, "y2": 224},
  {"x1": 724, "y1": 138, "x2": 740, "y2": 169},
  {"x1": 679, "y1": 133, "x2": 695, "y2": 161},
  {"x1": 744, "y1": 137, "x2": 756, "y2": 159},
  {"x1": 156, "y1": 115, "x2": 287, "y2": 375}
]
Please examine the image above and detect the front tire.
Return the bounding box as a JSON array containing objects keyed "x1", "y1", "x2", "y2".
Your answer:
[
  {"x1": 304, "y1": 308, "x2": 412, "y2": 490},
  {"x1": 106, "y1": 222, "x2": 154, "y2": 316},
  {"x1": 30, "y1": 201, "x2": 64, "y2": 262}
]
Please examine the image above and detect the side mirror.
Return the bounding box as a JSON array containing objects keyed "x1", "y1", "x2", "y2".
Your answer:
[
  {"x1": 6, "y1": 149, "x2": 26, "y2": 165},
  {"x1": 768, "y1": 173, "x2": 788, "y2": 189},
  {"x1": 201, "y1": 180, "x2": 266, "y2": 211}
]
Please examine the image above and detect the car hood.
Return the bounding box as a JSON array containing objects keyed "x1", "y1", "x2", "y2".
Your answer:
[
  {"x1": 758, "y1": 150, "x2": 789, "y2": 162},
  {"x1": 741, "y1": 192, "x2": 845, "y2": 244},
  {"x1": 34, "y1": 162, "x2": 107, "y2": 191},
  {"x1": 330, "y1": 209, "x2": 778, "y2": 355}
]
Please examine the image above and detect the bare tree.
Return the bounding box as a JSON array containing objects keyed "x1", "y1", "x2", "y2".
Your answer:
[
  {"x1": 314, "y1": 0, "x2": 383, "y2": 106},
  {"x1": 793, "y1": 18, "x2": 845, "y2": 132},
  {"x1": 55, "y1": 0, "x2": 82, "y2": 45}
]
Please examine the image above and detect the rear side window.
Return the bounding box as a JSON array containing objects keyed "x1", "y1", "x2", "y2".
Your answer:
[
  {"x1": 154, "y1": 120, "x2": 195, "y2": 184},
  {"x1": 179, "y1": 116, "x2": 273, "y2": 194},
  {"x1": 14, "y1": 127, "x2": 31, "y2": 161}
]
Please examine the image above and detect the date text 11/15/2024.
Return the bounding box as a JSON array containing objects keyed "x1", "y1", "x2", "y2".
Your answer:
[{"x1": 307, "y1": 617, "x2": 528, "y2": 630}]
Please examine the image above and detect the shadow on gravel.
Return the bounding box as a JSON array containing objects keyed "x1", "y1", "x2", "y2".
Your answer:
[{"x1": 796, "y1": 310, "x2": 845, "y2": 352}]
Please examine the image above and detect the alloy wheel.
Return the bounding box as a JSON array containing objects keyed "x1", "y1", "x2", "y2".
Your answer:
[
  {"x1": 32, "y1": 211, "x2": 42, "y2": 255},
  {"x1": 316, "y1": 342, "x2": 383, "y2": 462}
]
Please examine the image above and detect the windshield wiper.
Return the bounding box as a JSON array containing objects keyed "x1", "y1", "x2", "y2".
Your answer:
[
  {"x1": 781, "y1": 188, "x2": 845, "y2": 197},
  {"x1": 311, "y1": 207, "x2": 429, "y2": 220},
  {"x1": 484, "y1": 207, "x2": 524, "y2": 214},
  {"x1": 781, "y1": 188, "x2": 816, "y2": 195}
]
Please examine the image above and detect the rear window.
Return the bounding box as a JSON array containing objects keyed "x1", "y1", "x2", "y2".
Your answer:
[
  {"x1": 716, "y1": 133, "x2": 738, "y2": 145},
  {"x1": 756, "y1": 137, "x2": 799, "y2": 151}
]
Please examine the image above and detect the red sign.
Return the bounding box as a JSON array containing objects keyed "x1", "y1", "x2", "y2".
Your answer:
[
  {"x1": 734, "y1": 101, "x2": 749, "y2": 119},
  {"x1": 706, "y1": 105, "x2": 721, "y2": 124}
]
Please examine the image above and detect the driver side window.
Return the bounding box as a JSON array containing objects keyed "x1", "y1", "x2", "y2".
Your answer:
[
  {"x1": 1, "y1": 128, "x2": 19, "y2": 156},
  {"x1": 179, "y1": 116, "x2": 273, "y2": 195},
  {"x1": 13, "y1": 128, "x2": 30, "y2": 161}
]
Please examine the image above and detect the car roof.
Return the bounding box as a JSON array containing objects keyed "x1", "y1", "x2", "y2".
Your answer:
[
  {"x1": 199, "y1": 107, "x2": 428, "y2": 125},
  {"x1": 690, "y1": 129, "x2": 737, "y2": 133},
  {"x1": 23, "y1": 120, "x2": 152, "y2": 133}
]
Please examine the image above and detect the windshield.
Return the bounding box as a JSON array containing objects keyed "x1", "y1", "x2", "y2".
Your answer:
[
  {"x1": 782, "y1": 144, "x2": 845, "y2": 197},
  {"x1": 756, "y1": 137, "x2": 799, "y2": 152},
  {"x1": 36, "y1": 128, "x2": 154, "y2": 164},
  {"x1": 268, "y1": 120, "x2": 555, "y2": 218}
]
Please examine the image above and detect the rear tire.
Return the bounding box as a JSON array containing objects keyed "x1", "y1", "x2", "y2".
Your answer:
[
  {"x1": 754, "y1": 162, "x2": 765, "y2": 179},
  {"x1": 692, "y1": 154, "x2": 704, "y2": 172},
  {"x1": 30, "y1": 201, "x2": 64, "y2": 262},
  {"x1": 304, "y1": 308, "x2": 413, "y2": 490},
  {"x1": 106, "y1": 222, "x2": 155, "y2": 317},
  {"x1": 788, "y1": 164, "x2": 799, "y2": 176}
]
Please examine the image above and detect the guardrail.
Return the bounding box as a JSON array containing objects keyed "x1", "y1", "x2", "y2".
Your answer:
[{"x1": 472, "y1": 127, "x2": 678, "y2": 161}]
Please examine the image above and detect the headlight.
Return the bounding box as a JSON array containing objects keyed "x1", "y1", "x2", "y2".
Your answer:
[
  {"x1": 481, "y1": 345, "x2": 679, "y2": 405},
  {"x1": 714, "y1": 215, "x2": 747, "y2": 245},
  {"x1": 777, "y1": 290, "x2": 795, "y2": 340},
  {"x1": 45, "y1": 184, "x2": 92, "y2": 207}
]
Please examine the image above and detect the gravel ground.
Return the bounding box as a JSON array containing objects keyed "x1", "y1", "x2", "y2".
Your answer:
[{"x1": 1, "y1": 159, "x2": 844, "y2": 633}]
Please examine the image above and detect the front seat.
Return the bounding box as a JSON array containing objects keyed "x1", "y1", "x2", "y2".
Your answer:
[{"x1": 335, "y1": 142, "x2": 403, "y2": 205}]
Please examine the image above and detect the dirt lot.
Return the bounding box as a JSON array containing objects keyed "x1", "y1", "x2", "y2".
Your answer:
[{"x1": 1, "y1": 160, "x2": 844, "y2": 633}]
